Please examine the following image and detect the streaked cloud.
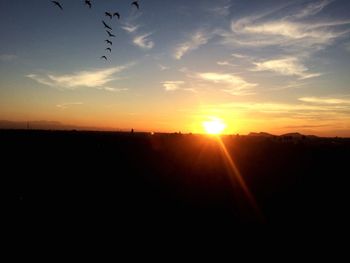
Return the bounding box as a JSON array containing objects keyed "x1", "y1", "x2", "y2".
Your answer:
[
  {"x1": 202, "y1": 100, "x2": 350, "y2": 119},
  {"x1": 162, "y1": 81, "x2": 185, "y2": 91},
  {"x1": 196, "y1": 72, "x2": 257, "y2": 96},
  {"x1": 159, "y1": 64, "x2": 169, "y2": 71},
  {"x1": 269, "y1": 81, "x2": 308, "y2": 91},
  {"x1": 27, "y1": 66, "x2": 129, "y2": 89},
  {"x1": 209, "y1": 2, "x2": 231, "y2": 17},
  {"x1": 225, "y1": 20, "x2": 350, "y2": 48},
  {"x1": 121, "y1": 24, "x2": 139, "y2": 33},
  {"x1": 26, "y1": 74, "x2": 55, "y2": 87},
  {"x1": 220, "y1": 1, "x2": 350, "y2": 51},
  {"x1": 56, "y1": 102, "x2": 83, "y2": 110},
  {"x1": 253, "y1": 57, "x2": 321, "y2": 79},
  {"x1": 174, "y1": 31, "x2": 212, "y2": 60},
  {"x1": 133, "y1": 33, "x2": 154, "y2": 49},
  {"x1": 293, "y1": 0, "x2": 333, "y2": 19},
  {"x1": 217, "y1": 61, "x2": 236, "y2": 67},
  {"x1": 100, "y1": 87, "x2": 129, "y2": 92},
  {"x1": 299, "y1": 97, "x2": 350, "y2": 104},
  {"x1": 232, "y1": 53, "x2": 248, "y2": 59},
  {"x1": 284, "y1": 124, "x2": 330, "y2": 129}
]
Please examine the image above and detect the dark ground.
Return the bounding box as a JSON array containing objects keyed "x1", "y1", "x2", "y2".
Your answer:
[{"x1": 2, "y1": 130, "x2": 350, "y2": 227}]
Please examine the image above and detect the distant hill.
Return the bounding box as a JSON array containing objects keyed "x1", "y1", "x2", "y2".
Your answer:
[
  {"x1": 248, "y1": 132, "x2": 276, "y2": 137},
  {"x1": 0, "y1": 120, "x2": 114, "y2": 131},
  {"x1": 281, "y1": 132, "x2": 318, "y2": 139},
  {"x1": 247, "y1": 132, "x2": 320, "y2": 139}
]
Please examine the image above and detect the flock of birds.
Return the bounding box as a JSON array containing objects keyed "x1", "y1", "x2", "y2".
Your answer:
[{"x1": 51, "y1": 1, "x2": 141, "y2": 61}]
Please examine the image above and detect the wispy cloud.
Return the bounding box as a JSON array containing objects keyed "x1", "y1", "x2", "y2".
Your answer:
[
  {"x1": 269, "y1": 81, "x2": 308, "y2": 91},
  {"x1": 217, "y1": 61, "x2": 236, "y2": 67},
  {"x1": 284, "y1": 124, "x2": 330, "y2": 129},
  {"x1": 162, "y1": 81, "x2": 185, "y2": 91},
  {"x1": 26, "y1": 74, "x2": 55, "y2": 87},
  {"x1": 133, "y1": 33, "x2": 154, "y2": 49},
  {"x1": 204, "y1": 101, "x2": 348, "y2": 112},
  {"x1": 208, "y1": 1, "x2": 231, "y2": 17},
  {"x1": 232, "y1": 53, "x2": 249, "y2": 59},
  {"x1": 196, "y1": 72, "x2": 257, "y2": 96},
  {"x1": 27, "y1": 66, "x2": 129, "y2": 89},
  {"x1": 0, "y1": 54, "x2": 17, "y2": 62},
  {"x1": 174, "y1": 31, "x2": 212, "y2": 60},
  {"x1": 121, "y1": 23, "x2": 139, "y2": 33},
  {"x1": 225, "y1": 20, "x2": 350, "y2": 49},
  {"x1": 99, "y1": 87, "x2": 129, "y2": 92},
  {"x1": 253, "y1": 57, "x2": 321, "y2": 79},
  {"x1": 122, "y1": 19, "x2": 154, "y2": 50},
  {"x1": 202, "y1": 100, "x2": 350, "y2": 120},
  {"x1": 159, "y1": 64, "x2": 169, "y2": 71},
  {"x1": 293, "y1": 0, "x2": 333, "y2": 19},
  {"x1": 56, "y1": 102, "x2": 83, "y2": 110},
  {"x1": 220, "y1": 1, "x2": 350, "y2": 50},
  {"x1": 299, "y1": 97, "x2": 350, "y2": 104}
]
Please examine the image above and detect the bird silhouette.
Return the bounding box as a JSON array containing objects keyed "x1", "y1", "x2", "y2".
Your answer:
[
  {"x1": 131, "y1": 1, "x2": 140, "y2": 10},
  {"x1": 113, "y1": 12, "x2": 121, "y2": 20},
  {"x1": 106, "y1": 31, "x2": 116, "y2": 37},
  {"x1": 105, "y1": 40, "x2": 113, "y2": 45},
  {"x1": 101, "y1": 56, "x2": 108, "y2": 60},
  {"x1": 102, "y1": 21, "x2": 112, "y2": 30},
  {"x1": 52, "y1": 1, "x2": 63, "y2": 10},
  {"x1": 106, "y1": 48, "x2": 112, "y2": 52},
  {"x1": 105, "y1": 12, "x2": 113, "y2": 19},
  {"x1": 85, "y1": 0, "x2": 92, "y2": 9}
]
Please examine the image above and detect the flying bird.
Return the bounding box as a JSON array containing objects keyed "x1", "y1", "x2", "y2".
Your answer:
[
  {"x1": 131, "y1": 1, "x2": 139, "y2": 10},
  {"x1": 105, "y1": 40, "x2": 113, "y2": 45},
  {"x1": 85, "y1": 0, "x2": 92, "y2": 9},
  {"x1": 101, "y1": 56, "x2": 108, "y2": 60},
  {"x1": 52, "y1": 1, "x2": 63, "y2": 10},
  {"x1": 106, "y1": 31, "x2": 116, "y2": 37},
  {"x1": 105, "y1": 12, "x2": 113, "y2": 19},
  {"x1": 113, "y1": 12, "x2": 121, "y2": 20},
  {"x1": 102, "y1": 21, "x2": 112, "y2": 30},
  {"x1": 106, "y1": 48, "x2": 112, "y2": 52}
]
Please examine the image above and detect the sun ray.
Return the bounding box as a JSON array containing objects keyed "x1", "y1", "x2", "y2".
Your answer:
[{"x1": 215, "y1": 136, "x2": 264, "y2": 222}]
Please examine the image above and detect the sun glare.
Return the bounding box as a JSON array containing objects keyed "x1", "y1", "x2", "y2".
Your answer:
[{"x1": 203, "y1": 118, "x2": 226, "y2": 135}]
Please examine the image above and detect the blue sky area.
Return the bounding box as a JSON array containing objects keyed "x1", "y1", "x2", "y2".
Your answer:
[{"x1": 0, "y1": 0, "x2": 350, "y2": 135}]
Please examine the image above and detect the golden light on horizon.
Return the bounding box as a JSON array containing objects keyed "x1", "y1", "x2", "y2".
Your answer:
[{"x1": 203, "y1": 117, "x2": 226, "y2": 135}]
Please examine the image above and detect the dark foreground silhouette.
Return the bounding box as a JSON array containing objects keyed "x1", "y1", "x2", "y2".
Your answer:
[{"x1": 3, "y1": 130, "x2": 349, "y2": 227}]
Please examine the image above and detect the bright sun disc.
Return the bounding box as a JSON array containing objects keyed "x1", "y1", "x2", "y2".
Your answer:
[{"x1": 203, "y1": 118, "x2": 226, "y2": 135}]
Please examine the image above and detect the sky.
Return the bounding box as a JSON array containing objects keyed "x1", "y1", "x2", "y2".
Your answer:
[{"x1": 0, "y1": 0, "x2": 350, "y2": 136}]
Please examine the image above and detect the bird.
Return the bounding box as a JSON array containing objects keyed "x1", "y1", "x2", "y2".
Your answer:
[
  {"x1": 113, "y1": 12, "x2": 120, "y2": 20},
  {"x1": 131, "y1": 1, "x2": 139, "y2": 10},
  {"x1": 106, "y1": 48, "x2": 112, "y2": 52},
  {"x1": 102, "y1": 21, "x2": 112, "y2": 30},
  {"x1": 105, "y1": 12, "x2": 113, "y2": 19},
  {"x1": 85, "y1": 0, "x2": 92, "y2": 9},
  {"x1": 52, "y1": 1, "x2": 63, "y2": 10},
  {"x1": 101, "y1": 56, "x2": 108, "y2": 60},
  {"x1": 106, "y1": 31, "x2": 116, "y2": 37},
  {"x1": 105, "y1": 40, "x2": 113, "y2": 45}
]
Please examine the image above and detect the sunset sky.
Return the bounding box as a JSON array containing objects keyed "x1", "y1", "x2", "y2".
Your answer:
[{"x1": 1, "y1": 0, "x2": 350, "y2": 136}]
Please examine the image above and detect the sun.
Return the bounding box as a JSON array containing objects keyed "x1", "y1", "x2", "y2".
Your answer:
[{"x1": 203, "y1": 118, "x2": 226, "y2": 135}]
